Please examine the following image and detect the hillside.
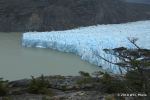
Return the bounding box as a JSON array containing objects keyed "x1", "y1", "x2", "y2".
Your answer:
[
  {"x1": 123, "y1": 0, "x2": 150, "y2": 4},
  {"x1": 0, "y1": 0, "x2": 150, "y2": 32}
]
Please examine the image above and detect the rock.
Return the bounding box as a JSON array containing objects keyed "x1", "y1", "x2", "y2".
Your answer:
[{"x1": 9, "y1": 79, "x2": 30, "y2": 87}]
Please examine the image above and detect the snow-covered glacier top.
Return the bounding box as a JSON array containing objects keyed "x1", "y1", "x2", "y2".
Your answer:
[{"x1": 22, "y1": 20, "x2": 150, "y2": 73}]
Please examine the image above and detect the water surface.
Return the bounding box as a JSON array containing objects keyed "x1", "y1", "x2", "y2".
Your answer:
[{"x1": 0, "y1": 33, "x2": 101, "y2": 81}]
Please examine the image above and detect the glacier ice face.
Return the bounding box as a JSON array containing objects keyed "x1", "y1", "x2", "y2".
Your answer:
[{"x1": 22, "y1": 21, "x2": 150, "y2": 74}]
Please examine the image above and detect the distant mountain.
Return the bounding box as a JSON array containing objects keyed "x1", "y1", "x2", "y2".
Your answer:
[{"x1": 0, "y1": 0, "x2": 150, "y2": 32}]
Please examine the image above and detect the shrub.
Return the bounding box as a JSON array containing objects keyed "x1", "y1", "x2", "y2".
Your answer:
[
  {"x1": 76, "y1": 77, "x2": 93, "y2": 85},
  {"x1": 0, "y1": 78, "x2": 9, "y2": 96},
  {"x1": 100, "y1": 73, "x2": 126, "y2": 93},
  {"x1": 1, "y1": 96, "x2": 11, "y2": 100},
  {"x1": 79, "y1": 71, "x2": 90, "y2": 77},
  {"x1": 28, "y1": 75, "x2": 52, "y2": 95},
  {"x1": 125, "y1": 70, "x2": 150, "y2": 93}
]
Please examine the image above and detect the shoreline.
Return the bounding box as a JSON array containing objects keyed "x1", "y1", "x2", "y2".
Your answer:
[{"x1": 1, "y1": 75, "x2": 105, "y2": 100}]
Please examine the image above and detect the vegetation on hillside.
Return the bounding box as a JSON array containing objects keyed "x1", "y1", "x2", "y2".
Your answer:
[
  {"x1": 1, "y1": 0, "x2": 150, "y2": 32},
  {"x1": 0, "y1": 78, "x2": 9, "y2": 96},
  {"x1": 28, "y1": 75, "x2": 52, "y2": 95}
]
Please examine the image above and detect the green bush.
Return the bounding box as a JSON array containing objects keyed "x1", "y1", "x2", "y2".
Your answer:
[
  {"x1": 61, "y1": 85, "x2": 67, "y2": 91},
  {"x1": 76, "y1": 77, "x2": 93, "y2": 85},
  {"x1": 1, "y1": 96, "x2": 11, "y2": 100},
  {"x1": 79, "y1": 71, "x2": 91, "y2": 77},
  {"x1": 0, "y1": 78, "x2": 9, "y2": 96},
  {"x1": 28, "y1": 75, "x2": 52, "y2": 95},
  {"x1": 100, "y1": 73, "x2": 126, "y2": 93},
  {"x1": 126, "y1": 70, "x2": 142, "y2": 92},
  {"x1": 126, "y1": 70, "x2": 150, "y2": 93}
]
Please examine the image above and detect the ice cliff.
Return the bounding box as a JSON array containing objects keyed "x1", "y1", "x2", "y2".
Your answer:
[{"x1": 22, "y1": 21, "x2": 150, "y2": 73}]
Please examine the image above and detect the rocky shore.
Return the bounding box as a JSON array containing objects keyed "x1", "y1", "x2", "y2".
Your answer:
[
  {"x1": 0, "y1": 75, "x2": 106, "y2": 100},
  {"x1": 0, "y1": 74, "x2": 149, "y2": 100}
]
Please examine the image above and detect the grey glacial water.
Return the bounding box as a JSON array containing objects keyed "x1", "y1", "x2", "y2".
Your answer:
[{"x1": 0, "y1": 33, "x2": 101, "y2": 81}]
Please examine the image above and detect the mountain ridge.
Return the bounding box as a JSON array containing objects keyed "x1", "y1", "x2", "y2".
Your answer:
[
  {"x1": 123, "y1": 0, "x2": 150, "y2": 4},
  {"x1": 0, "y1": 0, "x2": 150, "y2": 32}
]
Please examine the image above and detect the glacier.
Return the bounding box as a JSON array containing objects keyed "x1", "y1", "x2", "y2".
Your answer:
[{"x1": 22, "y1": 21, "x2": 150, "y2": 73}]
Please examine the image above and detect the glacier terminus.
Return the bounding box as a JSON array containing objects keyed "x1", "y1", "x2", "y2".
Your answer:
[{"x1": 22, "y1": 21, "x2": 150, "y2": 74}]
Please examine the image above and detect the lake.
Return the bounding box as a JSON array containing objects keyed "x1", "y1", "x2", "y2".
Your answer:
[{"x1": 0, "y1": 32, "x2": 101, "y2": 81}]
